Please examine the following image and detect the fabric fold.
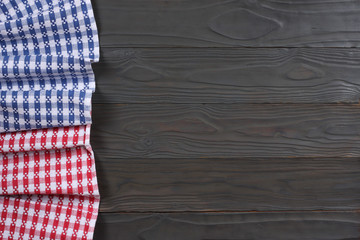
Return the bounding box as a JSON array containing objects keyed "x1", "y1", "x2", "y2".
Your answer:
[
  {"x1": 0, "y1": 55, "x2": 95, "y2": 91},
  {"x1": 0, "y1": 125, "x2": 98, "y2": 196},
  {"x1": 0, "y1": 0, "x2": 99, "y2": 61},
  {"x1": 1, "y1": 89, "x2": 93, "y2": 132},
  {"x1": 0, "y1": 125, "x2": 91, "y2": 153},
  {"x1": 0, "y1": 195, "x2": 99, "y2": 239}
]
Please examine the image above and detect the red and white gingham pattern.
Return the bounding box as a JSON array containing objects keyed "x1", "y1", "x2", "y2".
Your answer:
[
  {"x1": 0, "y1": 125, "x2": 99, "y2": 239},
  {"x1": 0, "y1": 195, "x2": 99, "y2": 240},
  {"x1": 0, "y1": 146, "x2": 98, "y2": 196},
  {"x1": 0, "y1": 125, "x2": 91, "y2": 154}
]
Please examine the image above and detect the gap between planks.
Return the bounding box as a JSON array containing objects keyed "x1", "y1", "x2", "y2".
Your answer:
[{"x1": 99, "y1": 210, "x2": 360, "y2": 214}]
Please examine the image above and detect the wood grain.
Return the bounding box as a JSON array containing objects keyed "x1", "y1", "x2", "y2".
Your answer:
[
  {"x1": 94, "y1": 212, "x2": 360, "y2": 240},
  {"x1": 92, "y1": 48, "x2": 360, "y2": 103},
  {"x1": 93, "y1": 0, "x2": 360, "y2": 47},
  {"x1": 96, "y1": 157, "x2": 360, "y2": 212},
  {"x1": 92, "y1": 1, "x2": 360, "y2": 238},
  {"x1": 91, "y1": 104, "x2": 360, "y2": 158}
]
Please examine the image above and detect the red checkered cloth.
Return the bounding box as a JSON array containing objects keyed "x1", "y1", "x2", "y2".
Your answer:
[
  {"x1": 0, "y1": 125, "x2": 91, "y2": 154},
  {"x1": 0, "y1": 125, "x2": 99, "y2": 239}
]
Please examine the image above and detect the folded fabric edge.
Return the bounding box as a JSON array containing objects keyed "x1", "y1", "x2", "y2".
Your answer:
[
  {"x1": 0, "y1": 194, "x2": 100, "y2": 239},
  {"x1": 0, "y1": 0, "x2": 100, "y2": 62},
  {"x1": 0, "y1": 125, "x2": 93, "y2": 154},
  {"x1": 0, "y1": 126, "x2": 99, "y2": 196},
  {"x1": 0, "y1": 90, "x2": 94, "y2": 133}
]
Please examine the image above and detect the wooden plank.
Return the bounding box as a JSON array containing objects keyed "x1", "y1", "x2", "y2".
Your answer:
[
  {"x1": 96, "y1": 157, "x2": 360, "y2": 212},
  {"x1": 91, "y1": 104, "x2": 360, "y2": 158},
  {"x1": 94, "y1": 212, "x2": 360, "y2": 240},
  {"x1": 92, "y1": 48, "x2": 360, "y2": 104},
  {"x1": 93, "y1": 0, "x2": 360, "y2": 47}
]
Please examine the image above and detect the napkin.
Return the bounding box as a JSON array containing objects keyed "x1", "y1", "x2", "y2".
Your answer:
[{"x1": 0, "y1": 0, "x2": 100, "y2": 239}]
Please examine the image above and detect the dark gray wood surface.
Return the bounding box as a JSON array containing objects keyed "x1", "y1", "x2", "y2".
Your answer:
[
  {"x1": 93, "y1": 48, "x2": 360, "y2": 104},
  {"x1": 92, "y1": 104, "x2": 360, "y2": 158},
  {"x1": 91, "y1": 0, "x2": 360, "y2": 239},
  {"x1": 94, "y1": 0, "x2": 360, "y2": 47},
  {"x1": 94, "y1": 212, "x2": 360, "y2": 240},
  {"x1": 96, "y1": 157, "x2": 360, "y2": 212}
]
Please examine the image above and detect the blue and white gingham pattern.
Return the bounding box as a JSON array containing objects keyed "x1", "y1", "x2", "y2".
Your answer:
[
  {"x1": 0, "y1": 89, "x2": 92, "y2": 132},
  {"x1": 0, "y1": 0, "x2": 51, "y2": 21},
  {"x1": 0, "y1": 55, "x2": 95, "y2": 91},
  {"x1": 0, "y1": 0, "x2": 99, "y2": 61},
  {"x1": 0, "y1": 0, "x2": 99, "y2": 132}
]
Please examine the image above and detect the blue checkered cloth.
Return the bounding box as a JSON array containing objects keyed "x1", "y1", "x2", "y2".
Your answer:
[{"x1": 0, "y1": 0, "x2": 99, "y2": 132}]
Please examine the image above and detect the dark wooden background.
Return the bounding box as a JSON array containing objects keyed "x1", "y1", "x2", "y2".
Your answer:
[{"x1": 91, "y1": 0, "x2": 360, "y2": 239}]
